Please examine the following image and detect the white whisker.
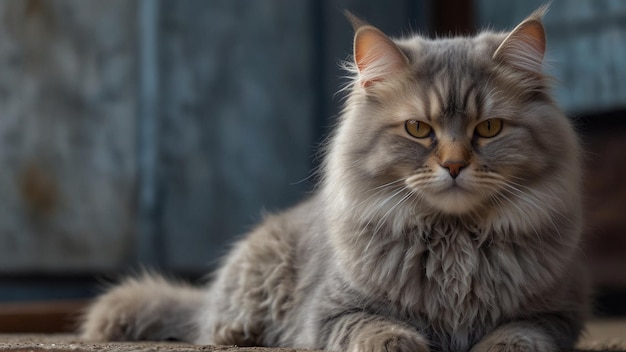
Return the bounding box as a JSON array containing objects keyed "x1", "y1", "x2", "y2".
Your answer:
[
  {"x1": 365, "y1": 188, "x2": 414, "y2": 253},
  {"x1": 353, "y1": 182, "x2": 411, "y2": 246}
]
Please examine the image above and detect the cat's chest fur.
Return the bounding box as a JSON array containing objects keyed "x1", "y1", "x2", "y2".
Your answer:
[
  {"x1": 421, "y1": 230, "x2": 484, "y2": 329},
  {"x1": 342, "y1": 220, "x2": 529, "y2": 349}
]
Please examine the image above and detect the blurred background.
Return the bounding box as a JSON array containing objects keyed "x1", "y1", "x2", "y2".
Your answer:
[{"x1": 0, "y1": 0, "x2": 624, "y2": 332}]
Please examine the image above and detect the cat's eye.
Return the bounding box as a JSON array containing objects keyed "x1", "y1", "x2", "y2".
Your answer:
[
  {"x1": 475, "y1": 118, "x2": 503, "y2": 138},
  {"x1": 405, "y1": 120, "x2": 432, "y2": 139}
]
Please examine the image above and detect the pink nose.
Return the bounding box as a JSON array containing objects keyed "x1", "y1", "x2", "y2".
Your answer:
[{"x1": 441, "y1": 160, "x2": 468, "y2": 179}]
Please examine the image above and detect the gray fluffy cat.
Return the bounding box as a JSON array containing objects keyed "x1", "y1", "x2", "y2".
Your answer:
[{"x1": 82, "y1": 7, "x2": 588, "y2": 352}]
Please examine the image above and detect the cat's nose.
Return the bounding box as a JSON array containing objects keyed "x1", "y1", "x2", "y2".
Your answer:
[{"x1": 441, "y1": 160, "x2": 468, "y2": 179}]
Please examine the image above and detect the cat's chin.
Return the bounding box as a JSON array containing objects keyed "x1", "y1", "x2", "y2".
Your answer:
[{"x1": 424, "y1": 186, "x2": 482, "y2": 215}]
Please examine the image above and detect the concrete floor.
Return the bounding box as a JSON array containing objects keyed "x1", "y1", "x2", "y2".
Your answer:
[
  {"x1": 578, "y1": 319, "x2": 626, "y2": 350},
  {"x1": 0, "y1": 320, "x2": 624, "y2": 352}
]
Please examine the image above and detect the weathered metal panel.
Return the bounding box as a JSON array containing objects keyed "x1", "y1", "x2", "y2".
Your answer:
[
  {"x1": 156, "y1": 1, "x2": 315, "y2": 270},
  {"x1": 0, "y1": 0, "x2": 138, "y2": 272}
]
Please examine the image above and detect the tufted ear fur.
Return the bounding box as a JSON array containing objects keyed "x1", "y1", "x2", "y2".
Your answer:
[
  {"x1": 493, "y1": 6, "x2": 548, "y2": 74},
  {"x1": 347, "y1": 13, "x2": 409, "y2": 88}
]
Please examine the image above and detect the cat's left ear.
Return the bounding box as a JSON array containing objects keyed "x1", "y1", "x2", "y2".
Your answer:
[
  {"x1": 493, "y1": 6, "x2": 547, "y2": 74},
  {"x1": 347, "y1": 12, "x2": 409, "y2": 88}
]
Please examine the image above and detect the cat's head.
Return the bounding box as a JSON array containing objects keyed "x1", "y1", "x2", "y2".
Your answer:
[{"x1": 324, "y1": 7, "x2": 580, "y2": 218}]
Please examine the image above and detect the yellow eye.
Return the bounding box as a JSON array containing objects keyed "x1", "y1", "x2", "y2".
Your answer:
[
  {"x1": 475, "y1": 118, "x2": 503, "y2": 138},
  {"x1": 405, "y1": 120, "x2": 432, "y2": 139}
]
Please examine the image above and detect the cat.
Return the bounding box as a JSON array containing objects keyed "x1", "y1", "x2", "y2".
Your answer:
[{"x1": 81, "y1": 6, "x2": 589, "y2": 352}]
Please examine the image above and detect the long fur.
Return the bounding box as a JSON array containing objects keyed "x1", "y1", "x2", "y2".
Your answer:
[{"x1": 81, "y1": 8, "x2": 588, "y2": 352}]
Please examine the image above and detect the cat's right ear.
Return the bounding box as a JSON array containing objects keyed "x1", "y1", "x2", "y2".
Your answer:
[{"x1": 347, "y1": 13, "x2": 408, "y2": 88}]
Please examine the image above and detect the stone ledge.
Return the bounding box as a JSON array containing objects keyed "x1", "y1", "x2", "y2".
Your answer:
[
  {"x1": 1, "y1": 330, "x2": 625, "y2": 352},
  {"x1": 0, "y1": 335, "x2": 312, "y2": 352}
]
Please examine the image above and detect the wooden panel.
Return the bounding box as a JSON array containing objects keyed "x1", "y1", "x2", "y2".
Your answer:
[
  {"x1": 0, "y1": 300, "x2": 86, "y2": 333},
  {"x1": 432, "y1": 0, "x2": 475, "y2": 35},
  {"x1": 0, "y1": 0, "x2": 137, "y2": 272},
  {"x1": 582, "y1": 120, "x2": 626, "y2": 288}
]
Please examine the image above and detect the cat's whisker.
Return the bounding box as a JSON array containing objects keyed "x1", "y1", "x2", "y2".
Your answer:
[
  {"x1": 350, "y1": 178, "x2": 407, "y2": 214},
  {"x1": 476, "y1": 175, "x2": 570, "y2": 235},
  {"x1": 501, "y1": 184, "x2": 562, "y2": 220},
  {"x1": 485, "y1": 193, "x2": 508, "y2": 241},
  {"x1": 354, "y1": 185, "x2": 411, "y2": 246},
  {"x1": 372, "y1": 178, "x2": 407, "y2": 191},
  {"x1": 405, "y1": 173, "x2": 436, "y2": 184},
  {"x1": 506, "y1": 177, "x2": 563, "y2": 202},
  {"x1": 504, "y1": 180, "x2": 573, "y2": 226},
  {"x1": 365, "y1": 187, "x2": 414, "y2": 253},
  {"x1": 498, "y1": 185, "x2": 562, "y2": 250},
  {"x1": 498, "y1": 183, "x2": 568, "y2": 238},
  {"x1": 405, "y1": 180, "x2": 435, "y2": 193},
  {"x1": 481, "y1": 177, "x2": 548, "y2": 242},
  {"x1": 506, "y1": 177, "x2": 575, "y2": 222},
  {"x1": 496, "y1": 189, "x2": 545, "y2": 250}
]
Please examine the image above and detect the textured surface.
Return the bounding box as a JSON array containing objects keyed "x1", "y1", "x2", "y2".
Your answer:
[
  {"x1": 0, "y1": 0, "x2": 137, "y2": 272},
  {"x1": 155, "y1": 0, "x2": 314, "y2": 270},
  {"x1": 0, "y1": 324, "x2": 625, "y2": 352},
  {"x1": 0, "y1": 334, "x2": 306, "y2": 352},
  {"x1": 581, "y1": 320, "x2": 626, "y2": 350},
  {"x1": 0, "y1": 0, "x2": 315, "y2": 275}
]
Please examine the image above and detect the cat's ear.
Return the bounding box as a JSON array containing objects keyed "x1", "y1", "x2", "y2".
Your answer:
[
  {"x1": 493, "y1": 6, "x2": 548, "y2": 74},
  {"x1": 347, "y1": 12, "x2": 408, "y2": 88}
]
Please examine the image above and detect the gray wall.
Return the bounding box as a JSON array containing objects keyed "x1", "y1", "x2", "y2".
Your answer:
[
  {"x1": 0, "y1": 0, "x2": 316, "y2": 274},
  {"x1": 152, "y1": 1, "x2": 316, "y2": 269},
  {"x1": 0, "y1": 1, "x2": 138, "y2": 272},
  {"x1": 0, "y1": 0, "x2": 427, "y2": 278}
]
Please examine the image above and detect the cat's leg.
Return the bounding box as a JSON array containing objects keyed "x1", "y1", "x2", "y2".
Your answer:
[
  {"x1": 321, "y1": 312, "x2": 429, "y2": 352},
  {"x1": 470, "y1": 313, "x2": 583, "y2": 352},
  {"x1": 81, "y1": 274, "x2": 204, "y2": 342}
]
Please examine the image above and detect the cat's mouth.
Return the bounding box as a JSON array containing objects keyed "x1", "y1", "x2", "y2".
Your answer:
[
  {"x1": 406, "y1": 172, "x2": 485, "y2": 214},
  {"x1": 438, "y1": 177, "x2": 469, "y2": 192},
  {"x1": 423, "y1": 180, "x2": 483, "y2": 214},
  {"x1": 440, "y1": 182, "x2": 469, "y2": 195}
]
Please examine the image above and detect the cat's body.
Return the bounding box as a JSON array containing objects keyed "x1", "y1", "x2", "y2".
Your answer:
[{"x1": 82, "y1": 8, "x2": 588, "y2": 352}]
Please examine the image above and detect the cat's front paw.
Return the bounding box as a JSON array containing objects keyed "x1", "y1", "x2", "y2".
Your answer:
[
  {"x1": 350, "y1": 326, "x2": 429, "y2": 352},
  {"x1": 471, "y1": 325, "x2": 555, "y2": 352}
]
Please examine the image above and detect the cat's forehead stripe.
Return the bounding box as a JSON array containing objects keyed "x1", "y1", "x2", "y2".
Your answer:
[
  {"x1": 462, "y1": 83, "x2": 478, "y2": 118},
  {"x1": 427, "y1": 88, "x2": 441, "y2": 122},
  {"x1": 422, "y1": 73, "x2": 481, "y2": 123},
  {"x1": 413, "y1": 94, "x2": 429, "y2": 121}
]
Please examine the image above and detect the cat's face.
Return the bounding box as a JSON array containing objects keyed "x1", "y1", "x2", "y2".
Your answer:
[{"x1": 331, "y1": 12, "x2": 577, "y2": 216}]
